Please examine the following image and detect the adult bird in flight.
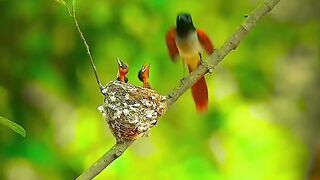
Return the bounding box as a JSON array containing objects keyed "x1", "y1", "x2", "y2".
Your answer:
[{"x1": 166, "y1": 13, "x2": 214, "y2": 112}]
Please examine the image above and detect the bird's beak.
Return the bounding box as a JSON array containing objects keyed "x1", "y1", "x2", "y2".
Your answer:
[
  {"x1": 141, "y1": 64, "x2": 150, "y2": 73},
  {"x1": 117, "y1": 58, "x2": 123, "y2": 67}
]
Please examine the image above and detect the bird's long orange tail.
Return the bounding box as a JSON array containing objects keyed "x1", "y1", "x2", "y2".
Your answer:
[{"x1": 188, "y1": 65, "x2": 208, "y2": 112}]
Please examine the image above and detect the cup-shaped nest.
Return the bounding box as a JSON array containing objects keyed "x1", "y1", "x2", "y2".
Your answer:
[{"x1": 98, "y1": 81, "x2": 167, "y2": 142}]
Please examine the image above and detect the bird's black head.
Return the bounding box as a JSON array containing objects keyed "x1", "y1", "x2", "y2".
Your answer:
[
  {"x1": 176, "y1": 13, "x2": 195, "y2": 37},
  {"x1": 138, "y1": 69, "x2": 143, "y2": 82}
]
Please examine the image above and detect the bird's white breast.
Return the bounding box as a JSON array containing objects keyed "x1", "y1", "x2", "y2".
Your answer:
[{"x1": 175, "y1": 31, "x2": 202, "y2": 65}]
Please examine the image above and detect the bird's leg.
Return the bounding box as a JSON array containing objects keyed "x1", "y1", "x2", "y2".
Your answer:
[
  {"x1": 199, "y1": 52, "x2": 203, "y2": 63},
  {"x1": 199, "y1": 52, "x2": 214, "y2": 74}
]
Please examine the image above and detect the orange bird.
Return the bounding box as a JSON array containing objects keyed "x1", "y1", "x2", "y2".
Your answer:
[
  {"x1": 116, "y1": 58, "x2": 129, "y2": 83},
  {"x1": 166, "y1": 13, "x2": 214, "y2": 112},
  {"x1": 138, "y1": 64, "x2": 152, "y2": 89}
]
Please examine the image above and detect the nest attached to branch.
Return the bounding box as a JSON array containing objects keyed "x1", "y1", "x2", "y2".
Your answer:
[{"x1": 98, "y1": 81, "x2": 167, "y2": 142}]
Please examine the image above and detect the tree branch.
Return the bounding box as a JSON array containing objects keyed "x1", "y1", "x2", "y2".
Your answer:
[
  {"x1": 77, "y1": 141, "x2": 133, "y2": 180},
  {"x1": 76, "y1": 0, "x2": 280, "y2": 179}
]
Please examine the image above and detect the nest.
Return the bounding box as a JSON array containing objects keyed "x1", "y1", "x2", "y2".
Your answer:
[{"x1": 98, "y1": 81, "x2": 167, "y2": 142}]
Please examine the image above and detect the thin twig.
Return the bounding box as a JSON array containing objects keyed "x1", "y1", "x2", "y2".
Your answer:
[
  {"x1": 76, "y1": 0, "x2": 280, "y2": 179},
  {"x1": 59, "y1": 0, "x2": 104, "y2": 90}
]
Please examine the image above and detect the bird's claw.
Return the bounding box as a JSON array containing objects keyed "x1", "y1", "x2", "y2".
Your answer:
[
  {"x1": 199, "y1": 52, "x2": 213, "y2": 73},
  {"x1": 200, "y1": 60, "x2": 214, "y2": 74}
]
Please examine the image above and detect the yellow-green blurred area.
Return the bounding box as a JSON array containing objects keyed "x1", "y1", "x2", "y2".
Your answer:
[{"x1": 0, "y1": 0, "x2": 319, "y2": 179}]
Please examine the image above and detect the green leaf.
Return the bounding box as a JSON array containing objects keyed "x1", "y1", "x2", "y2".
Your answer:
[{"x1": 0, "y1": 116, "x2": 26, "y2": 138}]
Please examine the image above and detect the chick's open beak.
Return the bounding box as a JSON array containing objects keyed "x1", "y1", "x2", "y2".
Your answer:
[
  {"x1": 117, "y1": 58, "x2": 123, "y2": 67},
  {"x1": 141, "y1": 64, "x2": 150, "y2": 73}
]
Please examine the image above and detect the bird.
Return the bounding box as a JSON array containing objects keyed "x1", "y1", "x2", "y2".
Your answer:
[
  {"x1": 165, "y1": 13, "x2": 214, "y2": 112},
  {"x1": 138, "y1": 64, "x2": 152, "y2": 89},
  {"x1": 116, "y1": 58, "x2": 129, "y2": 83}
]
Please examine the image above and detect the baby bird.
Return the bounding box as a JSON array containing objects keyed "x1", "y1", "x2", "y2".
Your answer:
[
  {"x1": 116, "y1": 58, "x2": 129, "y2": 83},
  {"x1": 138, "y1": 64, "x2": 151, "y2": 89}
]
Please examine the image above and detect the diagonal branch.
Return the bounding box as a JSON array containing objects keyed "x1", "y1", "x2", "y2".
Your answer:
[
  {"x1": 77, "y1": 141, "x2": 133, "y2": 180},
  {"x1": 76, "y1": 0, "x2": 280, "y2": 179}
]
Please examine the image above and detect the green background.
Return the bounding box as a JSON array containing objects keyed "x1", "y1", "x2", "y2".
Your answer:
[{"x1": 0, "y1": 0, "x2": 319, "y2": 179}]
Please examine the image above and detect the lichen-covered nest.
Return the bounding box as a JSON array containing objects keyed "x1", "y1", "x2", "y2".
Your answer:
[{"x1": 98, "y1": 81, "x2": 167, "y2": 142}]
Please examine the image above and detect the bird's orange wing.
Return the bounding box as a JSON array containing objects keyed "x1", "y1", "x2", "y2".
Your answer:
[
  {"x1": 197, "y1": 29, "x2": 214, "y2": 54},
  {"x1": 166, "y1": 28, "x2": 180, "y2": 61}
]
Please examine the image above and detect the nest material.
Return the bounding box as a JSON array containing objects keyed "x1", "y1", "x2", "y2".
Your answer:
[{"x1": 98, "y1": 81, "x2": 167, "y2": 142}]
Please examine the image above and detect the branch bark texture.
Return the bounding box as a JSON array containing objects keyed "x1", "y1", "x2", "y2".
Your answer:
[
  {"x1": 76, "y1": 0, "x2": 280, "y2": 179},
  {"x1": 77, "y1": 141, "x2": 133, "y2": 180}
]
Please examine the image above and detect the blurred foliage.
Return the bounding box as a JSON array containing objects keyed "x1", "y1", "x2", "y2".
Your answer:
[{"x1": 0, "y1": 0, "x2": 319, "y2": 179}]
